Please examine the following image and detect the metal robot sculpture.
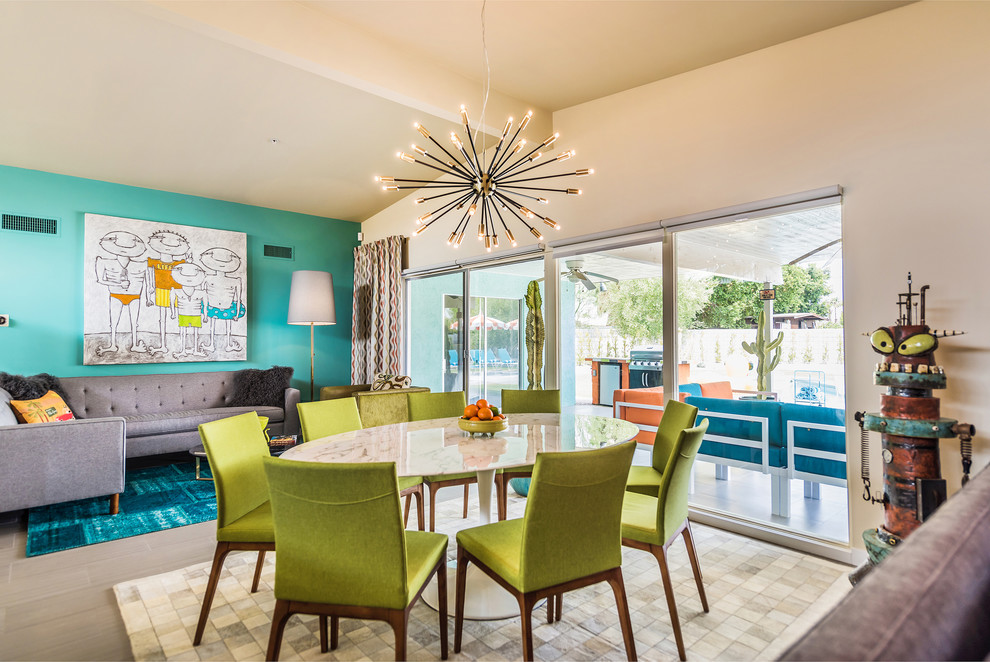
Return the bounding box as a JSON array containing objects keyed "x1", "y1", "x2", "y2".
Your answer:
[{"x1": 854, "y1": 273, "x2": 974, "y2": 569}]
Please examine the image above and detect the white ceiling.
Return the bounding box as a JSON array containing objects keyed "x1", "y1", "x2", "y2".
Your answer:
[{"x1": 0, "y1": 1, "x2": 908, "y2": 223}]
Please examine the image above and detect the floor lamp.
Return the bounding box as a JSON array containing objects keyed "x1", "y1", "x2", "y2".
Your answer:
[{"x1": 288, "y1": 270, "x2": 336, "y2": 401}]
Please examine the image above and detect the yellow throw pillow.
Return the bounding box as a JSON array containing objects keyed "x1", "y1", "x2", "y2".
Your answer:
[{"x1": 9, "y1": 390, "x2": 76, "y2": 424}]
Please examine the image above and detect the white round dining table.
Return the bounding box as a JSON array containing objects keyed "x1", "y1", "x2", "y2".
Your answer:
[{"x1": 280, "y1": 412, "x2": 640, "y2": 619}]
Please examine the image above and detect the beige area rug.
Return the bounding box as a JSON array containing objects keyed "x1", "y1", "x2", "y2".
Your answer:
[{"x1": 114, "y1": 495, "x2": 851, "y2": 661}]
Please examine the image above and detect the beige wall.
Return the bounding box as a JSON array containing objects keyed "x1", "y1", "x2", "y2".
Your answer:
[{"x1": 364, "y1": 1, "x2": 990, "y2": 550}]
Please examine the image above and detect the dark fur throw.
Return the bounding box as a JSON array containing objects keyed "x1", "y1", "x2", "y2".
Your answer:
[
  {"x1": 229, "y1": 366, "x2": 294, "y2": 408},
  {"x1": 0, "y1": 372, "x2": 68, "y2": 400}
]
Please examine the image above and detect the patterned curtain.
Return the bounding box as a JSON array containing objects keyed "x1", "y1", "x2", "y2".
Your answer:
[{"x1": 351, "y1": 236, "x2": 404, "y2": 383}]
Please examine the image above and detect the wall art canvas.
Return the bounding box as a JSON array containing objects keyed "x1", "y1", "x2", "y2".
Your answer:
[{"x1": 83, "y1": 214, "x2": 247, "y2": 365}]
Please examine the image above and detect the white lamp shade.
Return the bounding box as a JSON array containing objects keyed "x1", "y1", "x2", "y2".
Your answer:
[{"x1": 288, "y1": 270, "x2": 336, "y2": 325}]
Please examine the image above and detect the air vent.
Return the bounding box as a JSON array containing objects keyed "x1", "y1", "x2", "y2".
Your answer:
[
  {"x1": 264, "y1": 244, "x2": 294, "y2": 260},
  {"x1": 2, "y1": 213, "x2": 59, "y2": 236}
]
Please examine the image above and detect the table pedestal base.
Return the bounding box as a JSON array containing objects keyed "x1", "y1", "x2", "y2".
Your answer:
[{"x1": 422, "y1": 563, "x2": 520, "y2": 620}]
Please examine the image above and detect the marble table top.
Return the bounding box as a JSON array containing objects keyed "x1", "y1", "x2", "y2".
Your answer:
[{"x1": 279, "y1": 413, "x2": 639, "y2": 477}]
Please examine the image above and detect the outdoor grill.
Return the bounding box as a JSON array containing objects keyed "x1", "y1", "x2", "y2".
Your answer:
[{"x1": 629, "y1": 346, "x2": 663, "y2": 389}]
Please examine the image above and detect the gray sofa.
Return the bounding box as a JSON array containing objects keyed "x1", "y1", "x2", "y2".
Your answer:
[
  {"x1": 780, "y1": 462, "x2": 990, "y2": 661},
  {"x1": 0, "y1": 370, "x2": 300, "y2": 513}
]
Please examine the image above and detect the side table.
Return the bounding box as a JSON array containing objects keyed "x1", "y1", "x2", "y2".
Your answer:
[{"x1": 188, "y1": 435, "x2": 299, "y2": 481}]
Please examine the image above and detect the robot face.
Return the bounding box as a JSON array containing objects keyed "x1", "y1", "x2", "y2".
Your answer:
[{"x1": 870, "y1": 326, "x2": 938, "y2": 361}]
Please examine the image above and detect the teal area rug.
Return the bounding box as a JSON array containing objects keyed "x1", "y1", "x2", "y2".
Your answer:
[{"x1": 26, "y1": 462, "x2": 216, "y2": 557}]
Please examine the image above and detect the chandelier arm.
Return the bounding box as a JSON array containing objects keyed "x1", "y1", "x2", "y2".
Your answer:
[
  {"x1": 492, "y1": 203, "x2": 515, "y2": 243},
  {"x1": 489, "y1": 122, "x2": 528, "y2": 174},
  {"x1": 464, "y1": 120, "x2": 484, "y2": 173},
  {"x1": 498, "y1": 185, "x2": 570, "y2": 194},
  {"x1": 419, "y1": 150, "x2": 474, "y2": 180},
  {"x1": 499, "y1": 172, "x2": 583, "y2": 184},
  {"x1": 495, "y1": 154, "x2": 573, "y2": 180},
  {"x1": 426, "y1": 135, "x2": 475, "y2": 179},
  {"x1": 452, "y1": 192, "x2": 482, "y2": 236},
  {"x1": 455, "y1": 142, "x2": 481, "y2": 178},
  {"x1": 395, "y1": 184, "x2": 472, "y2": 190},
  {"x1": 486, "y1": 133, "x2": 510, "y2": 176},
  {"x1": 419, "y1": 191, "x2": 477, "y2": 231},
  {"x1": 415, "y1": 189, "x2": 472, "y2": 204},
  {"x1": 406, "y1": 157, "x2": 471, "y2": 180},
  {"x1": 490, "y1": 141, "x2": 547, "y2": 179},
  {"x1": 492, "y1": 192, "x2": 539, "y2": 234}
]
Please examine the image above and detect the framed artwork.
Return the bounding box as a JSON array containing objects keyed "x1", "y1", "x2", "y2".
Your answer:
[{"x1": 83, "y1": 214, "x2": 248, "y2": 365}]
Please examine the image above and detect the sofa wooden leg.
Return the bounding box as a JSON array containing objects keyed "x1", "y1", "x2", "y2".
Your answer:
[{"x1": 109, "y1": 493, "x2": 120, "y2": 515}]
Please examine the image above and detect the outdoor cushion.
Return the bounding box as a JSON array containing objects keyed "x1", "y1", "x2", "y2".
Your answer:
[
  {"x1": 699, "y1": 381, "x2": 733, "y2": 399},
  {"x1": 780, "y1": 403, "x2": 847, "y2": 480},
  {"x1": 686, "y1": 396, "x2": 784, "y2": 468}
]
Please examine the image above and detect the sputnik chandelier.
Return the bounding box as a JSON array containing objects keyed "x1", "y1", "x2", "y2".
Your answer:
[{"x1": 376, "y1": 106, "x2": 593, "y2": 251}]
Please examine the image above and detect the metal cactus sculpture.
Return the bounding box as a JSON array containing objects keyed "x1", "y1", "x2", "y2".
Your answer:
[
  {"x1": 741, "y1": 310, "x2": 783, "y2": 395},
  {"x1": 525, "y1": 280, "x2": 545, "y2": 390}
]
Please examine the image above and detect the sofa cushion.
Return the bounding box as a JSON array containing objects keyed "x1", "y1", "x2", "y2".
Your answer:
[
  {"x1": 0, "y1": 372, "x2": 68, "y2": 400},
  {"x1": 0, "y1": 388, "x2": 18, "y2": 426},
  {"x1": 229, "y1": 366, "x2": 293, "y2": 407},
  {"x1": 9, "y1": 390, "x2": 76, "y2": 424},
  {"x1": 699, "y1": 381, "x2": 733, "y2": 399},
  {"x1": 686, "y1": 396, "x2": 785, "y2": 468},
  {"x1": 124, "y1": 406, "x2": 284, "y2": 437},
  {"x1": 780, "y1": 403, "x2": 846, "y2": 480}
]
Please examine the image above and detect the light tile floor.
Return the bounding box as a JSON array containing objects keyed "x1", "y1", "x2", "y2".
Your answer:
[{"x1": 115, "y1": 495, "x2": 852, "y2": 661}]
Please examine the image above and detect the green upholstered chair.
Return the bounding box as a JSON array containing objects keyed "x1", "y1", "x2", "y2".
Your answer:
[
  {"x1": 621, "y1": 418, "x2": 710, "y2": 661},
  {"x1": 454, "y1": 441, "x2": 638, "y2": 661},
  {"x1": 625, "y1": 399, "x2": 698, "y2": 498},
  {"x1": 494, "y1": 389, "x2": 561, "y2": 521},
  {"x1": 407, "y1": 391, "x2": 476, "y2": 532},
  {"x1": 193, "y1": 411, "x2": 275, "y2": 646},
  {"x1": 298, "y1": 398, "x2": 425, "y2": 530},
  {"x1": 263, "y1": 458, "x2": 448, "y2": 662}
]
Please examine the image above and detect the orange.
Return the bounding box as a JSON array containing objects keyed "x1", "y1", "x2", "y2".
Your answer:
[
  {"x1": 464, "y1": 404, "x2": 479, "y2": 418},
  {"x1": 478, "y1": 407, "x2": 494, "y2": 420},
  {"x1": 476, "y1": 398, "x2": 489, "y2": 409},
  {"x1": 496, "y1": 414, "x2": 505, "y2": 420},
  {"x1": 470, "y1": 416, "x2": 481, "y2": 421}
]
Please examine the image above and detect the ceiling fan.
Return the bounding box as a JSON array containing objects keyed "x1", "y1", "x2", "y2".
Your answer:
[{"x1": 559, "y1": 259, "x2": 618, "y2": 291}]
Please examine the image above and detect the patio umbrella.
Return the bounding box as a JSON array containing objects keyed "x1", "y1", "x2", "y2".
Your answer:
[
  {"x1": 451, "y1": 315, "x2": 507, "y2": 331},
  {"x1": 505, "y1": 319, "x2": 519, "y2": 330}
]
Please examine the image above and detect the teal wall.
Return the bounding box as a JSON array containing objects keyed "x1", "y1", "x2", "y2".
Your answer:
[{"x1": 0, "y1": 165, "x2": 359, "y2": 397}]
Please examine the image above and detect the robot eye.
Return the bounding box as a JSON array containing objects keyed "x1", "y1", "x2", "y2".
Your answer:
[
  {"x1": 898, "y1": 333, "x2": 937, "y2": 356},
  {"x1": 870, "y1": 328, "x2": 894, "y2": 355}
]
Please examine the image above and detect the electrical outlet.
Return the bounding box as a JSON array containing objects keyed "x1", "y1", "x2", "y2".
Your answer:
[{"x1": 0, "y1": 314, "x2": 8, "y2": 327}]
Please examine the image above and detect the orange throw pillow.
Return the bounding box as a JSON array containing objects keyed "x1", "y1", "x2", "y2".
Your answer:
[{"x1": 9, "y1": 390, "x2": 76, "y2": 424}]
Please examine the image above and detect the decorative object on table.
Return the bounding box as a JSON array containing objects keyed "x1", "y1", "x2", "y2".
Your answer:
[
  {"x1": 854, "y1": 273, "x2": 974, "y2": 571},
  {"x1": 741, "y1": 309, "x2": 782, "y2": 397},
  {"x1": 26, "y1": 462, "x2": 216, "y2": 557},
  {"x1": 370, "y1": 373, "x2": 412, "y2": 390},
  {"x1": 458, "y1": 397, "x2": 506, "y2": 436},
  {"x1": 267, "y1": 435, "x2": 297, "y2": 452},
  {"x1": 525, "y1": 280, "x2": 545, "y2": 389},
  {"x1": 83, "y1": 214, "x2": 247, "y2": 365},
  {"x1": 287, "y1": 270, "x2": 336, "y2": 401},
  {"x1": 351, "y1": 236, "x2": 404, "y2": 384}
]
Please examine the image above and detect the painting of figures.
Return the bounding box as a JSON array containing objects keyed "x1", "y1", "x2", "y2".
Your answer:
[{"x1": 83, "y1": 214, "x2": 247, "y2": 365}]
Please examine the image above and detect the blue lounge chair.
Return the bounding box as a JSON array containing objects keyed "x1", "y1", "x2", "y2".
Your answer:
[
  {"x1": 448, "y1": 350, "x2": 459, "y2": 368},
  {"x1": 497, "y1": 348, "x2": 517, "y2": 367},
  {"x1": 487, "y1": 348, "x2": 502, "y2": 367}
]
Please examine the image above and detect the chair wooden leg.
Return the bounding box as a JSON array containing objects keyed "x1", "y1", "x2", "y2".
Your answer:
[
  {"x1": 555, "y1": 593, "x2": 563, "y2": 622},
  {"x1": 462, "y1": 484, "x2": 470, "y2": 518},
  {"x1": 429, "y1": 483, "x2": 441, "y2": 532},
  {"x1": 495, "y1": 474, "x2": 508, "y2": 521},
  {"x1": 194, "y1": 542, "x2": 232, "y2": 645},
  {"x1": 607, "y1": 568, "x2": 638, "y2": 661},
  {"x1": 415, "y1": 486, "x2": 425, "y2": 531},
  {"x1": 653, "y1": 545, "x2": 687, "y2": 661},
  {"x1": 266, "y1": 599, "x2": 292, "y2": 662},
  {"x1": 387, "y1": 609, "x2": 408, "y2": 661},
  {"x1": 519, "y1": 594, "x2": 536, "y2": 661},
  {"x1": 319, "y1": 615, "x2": 329, "y2": 653},
  {"x1": 437, "y1": 557, "x2": 449, "y2": 660},
  {"x1": 251, "y1": 550, "x2": 266, "y2": 593},
  {"x1": 682, "y1": 522, "x2": 709, "y2": 612},
  {"x1": 331, "y1": 616, "x2": 339, "y2": 650},
  {"x1": 109, "y1": 493, "x2": 120, "y2": 515},
  {"x1": 454, "y1": 548, "x2": 469, "y2": 653},
  {"x1": 546, "y1": 593, "x2": 554, "y2": 623},
  {"x1": 403, "y1": 493, "x2": 412, "y2": 527}
]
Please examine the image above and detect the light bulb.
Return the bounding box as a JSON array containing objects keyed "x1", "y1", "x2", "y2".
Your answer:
[
  {"x1": 417, "y1": 213, "x2": 432, "y2": 224},
  {"x1": 398, "y1": 152, "x2": 415, "y2": 163},
  {"x1": 485, "y1": 236, "x2": 491, "y2": 251},
  {"x1": 511, "y1": 139, "x2": 526, "y2": 154},
  {"x1": 556, "y1": 151, "x2": 574, "y2": 162},
  {"x1": 505, "y1": 228, "x2": 516, "y2": 245},
  {"x1": 576, "y1": 168, "x2": 593, "y2": 176},
  {"x1": 414, "y1": 198, "x2": 425, "y2": 205},
  {"x1": 519, "y1": 111, "x2": 533, "y2": 130},
  {"x1": 455, "y1": 231, "x2": 465, "y2": 246},
  {"x1": 414, "y1": 122, "x2": 431, "y2": 138},
  {"x1": 493, "y1": 235, "x2": 500, "y2": 248},
  {"x1": 566, "y1": 188, "x2": 581, "y2": 195},
  {"x1": 460, "y1": 105, "x2": 470, "y2": 125},
  {"x1": 383, "y1": 185, "x2": 398, "y2": 191},
  {"x1": 502, "y1": 118, "x2": 513, "y2": 136},
  {"x1": 477, "y1": 223, "x2": 484, "y2": 238},
  {"x1": 530, "y1": 227, "x2": 544, "y2": 240},
  {"x1": 447, "y1": 232, "x2": 457, "y2": 245},
  {"x1": 450, "y1": 133, "x2": 463, "y2": 149},
  {"x1": 529, "y1": 152, "x2": 542, "y2": 162},
  {"x1": 543, "y1": 218, "x2": 559, "y2": 230},
  {"x1": 468, "y1": 204, "x2": 477, "y2": 216},
  {"x1": 542, "y1": 133, "x2": 559, "y2": 148},
  {"x1": 413, "y1": 225, "x2": 427, "y2": 236},
  {"x1": 412, "y1": 144, "x2": 427, "y2": 156},
  {"x1": 376, "y1": 176, "x2": 395, "y2": 184},
  {"x1": 537, "y1": 197, "x2": 549, "y2": 204},
  {"x1": 520, "y1": 207, "x2": 534, "y2": 218}
]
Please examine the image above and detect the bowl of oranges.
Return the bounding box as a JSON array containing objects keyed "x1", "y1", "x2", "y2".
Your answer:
[{"x1": 458, "y1": 399, "x2": 507, "y2": 436}]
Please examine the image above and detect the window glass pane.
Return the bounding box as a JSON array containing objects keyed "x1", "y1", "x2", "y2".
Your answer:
[
  {"x1": 407, "y1": 272, "x2": 463, "y2": 393},
  {"x1": 676, "y1": 203, "x2": 847, "y2": 543}
]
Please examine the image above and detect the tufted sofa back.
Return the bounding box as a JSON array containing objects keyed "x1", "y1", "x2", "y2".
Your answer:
[{"x1": 61, "y1": 371, "x2": 240, "y2": 419}]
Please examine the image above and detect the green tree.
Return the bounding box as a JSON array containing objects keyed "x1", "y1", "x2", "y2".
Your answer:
[
  {"x1": 694, "y1": 265, "x2": 834, "y2": 329},
  {"x1": 597, "y1": 277, "x2": 710, "y2": 344}
]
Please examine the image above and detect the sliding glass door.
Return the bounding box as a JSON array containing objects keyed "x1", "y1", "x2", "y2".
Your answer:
[{"x1": 407, "y1": 273, "x2": 464, "y2": 393}]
